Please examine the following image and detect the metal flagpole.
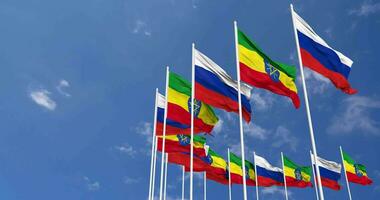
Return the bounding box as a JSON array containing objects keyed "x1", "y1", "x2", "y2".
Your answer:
[
  {"x1": 233, "y1": 20, "x2": 248, "y2": 200},
  {"x1": 164, "y1": 153, "x2": 168, "y2": 200},
  {"x1": 204, "y1": 172, "x2": 207, "y2": 200},
  {"x1": 310, "y1": 151, "x2": 320, "y2": 200},
  {"x1": 182, "y1": 166, "x2": 185, "y2": 200},
  {"x1": 152, "y1": 136, "x2": 159, "y2": 200},
  {"x1": 340, "y1": 146, "x2": 353, "y2": 200},
  {"x1": 281, "y1": 152, "x2": 289, "y2": 200},
  {"x1": 159, "y1": 66, "x2": 170, "y2": 200},
  {"x1": 228, "y1": 148, "x2": 232, "y2": 200},
  {"x1": 290, "y1": 4, "x2": 325, "y2": 200},
  {"x1": 253, "y1": 152, "x2": 259, "y2": 200},
  {"x1": 190, "y1": 43, "x2": 195, "y2": 200},
  {"x1": 148, "y1": 89, "x2": 159, "y2": 200}
]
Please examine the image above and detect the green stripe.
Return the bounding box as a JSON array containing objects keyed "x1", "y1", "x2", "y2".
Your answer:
[
  {"x1": 208, "y1": 149, "x2": 222, "y2": 159},
  {"x1": 229, "y1": 152, "x2": 254, "y2": 169},
  {"x1": 342, "y1": 151, "x2": 355, "y2": 165},
  {"x1": 238, "y1": 29, "x2": 297, "y2": 80},
  {"x1": 169, "y1": 72, "x2": 191, "y2": 96},
  {"x1": 356, "y1": 164, "x2": 367, "y2": 173},
  {"x1": 283, "y1": 155, "x2": 311, "y2": 175},
  {"x1": 193, "y1": 135, "x2": 206, "y2": 144}
]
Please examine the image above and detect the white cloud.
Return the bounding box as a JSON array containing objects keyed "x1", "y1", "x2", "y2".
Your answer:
[
  {"x1": 124, "y1": 176, "x2": 141, "y2": 184},
  {"x1": 261, "y1": 187, "x2": 292, "y2": 197},
  {"x1": 56, "y1": 79, "x2": 71, "y2": 97},
  {"x1": 244, "y1": 123, "x2": 269, "y2": 140},
  {"x1": 324, "y1": 27, "x2": 333, "y2": 38},
  {"x1": 136, "y1": 122, "x2": 153, "y2": 143},
  {"x1": 301, "y1": 68, "x2": 330, "y2": 94},
  {"x1": 349, "y1": 1, "x2": 380, "y2": 16},
  {"x1": 213, "y1": 119, "x2": 224, "y2": 134},
  {"x1": 132, "y1": 20, "x2": 151, "y2": 36},
  {"x1": 29, "y1": 89, "x2": 57, "y2": 111},
  {"x1": 271, "y1": 126, "x2": 298, "y2": 152},
  {"x1": 328, "y1": 96, "x2": 380, "y2": 135},
  {"x1": 114, "y1": 143, "x2": 137, "y2": 157},
  {"x1": 251, "y1": 91, "x2": 274, "y2": 111},
  {"x1": 83, "y1": 176, "x2": 100, "y2": 191}
]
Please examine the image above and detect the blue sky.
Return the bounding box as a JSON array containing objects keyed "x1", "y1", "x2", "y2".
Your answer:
[{"x1": 0, "y1": 0, "x2": 380, "y2": 199}]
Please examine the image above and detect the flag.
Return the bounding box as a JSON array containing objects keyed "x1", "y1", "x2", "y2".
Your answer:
[
  {"x1": 255, "y1": 154, "x2": 284, "y2": 186},
  {"x1": 283, "y1": 155, "x2": 312, "y2": 187},
  {"x1": 292, "y1": 10, "x2": 357, "y2": 94},
  {"x1": 194, "y1": 48, "x2": 252, "y2": 122},
  {"x1": 156, "y1": 92, "x2": 194, "y2": 135},
  {"x1": 157, "y1": 134, "x2": 207, "y2": 157},
  {"x1": 237, "y1": 29, "x2": 300, "y2": 108},
  {"x1": 342, "y1": 151, "x2": 373, "y2": 185},
  {"x1": 205, "y1": 148, "x2": 229, "y2": 185},
  {"x1": 166, "y1": 72, "x2": 219, "y2": 134},
  {"x1": 168, "y1": 152, "x2": 210, "y2": 172},
  {"x1": 311, "y1": 154, "x2": 342, "y2": 190},
  {"x1": 229, "y1": 152, "x2": 256, "y2": 186}
]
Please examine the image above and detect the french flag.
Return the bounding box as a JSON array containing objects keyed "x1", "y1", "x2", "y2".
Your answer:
[
  {"x1": 155, "y1": 93, "x2": 192, "y2": 135},
  {"x1": 311, "y1": 154, "x2": 342, "y2": 190},
  {"x1": 293, "y1": 10, "x2": 357, "y2": 94},
  {"x1": 194, "y1": 49, "x2": 252, "y2": 122},
  {"x1": 255, "y1": 154, "x2": 284, "y2": 187}
]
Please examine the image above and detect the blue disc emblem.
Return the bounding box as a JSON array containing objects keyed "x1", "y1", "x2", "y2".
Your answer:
[
  {"x1": 354, "y1": 164, "x2": 363, "y2": 177},
  {"x1": 187, "y1": 98, "x2": 202, "y2": 117},
  {"x1": 177, "y1": 134, "x2": 190, "y2": 146},
  {"x1": 294, "y1": 168, "x2": 303, "y2": 181},
  {"x1": 265, "y1": 60, "x2": 280, "y2": 82}
]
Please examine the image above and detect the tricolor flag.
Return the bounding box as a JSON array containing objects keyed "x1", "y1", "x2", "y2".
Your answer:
[
  {"x1": 168, "y1": 151, "x2": 210, "y2": 172},
  {"x1": 311, "y1": 154, "x2": 342, "y2": 190},
  {"x1": 194, "y1": 49, "x2": 252, "y2": 122},
  {"x1": 229, "y1": 152, "x2": 256, "y2": 186},
  {"x1": 255, "y1": 154, "x2": 284, "y2": 187},
  {"x1": 342, "y1": 150, "x2": 373, "y2": 185},
  {"x1": 157, "y1": 134, "x2": 207, "y2": 157},
  {"x1": 237, "y1": 28, "x2": 300, "y2": 108},
  {"x1": 205, "y1": 148, "x2": 229, "y2": 185},
  {"x1": 283, "y1": 155, "x2": 312, "y2": 188},
  {"x1": 166, "y1": 72, "x2": 219, "y2": 134},
  {"x1": 292, "y1": 10, "x2": 357, "y2": 94}
]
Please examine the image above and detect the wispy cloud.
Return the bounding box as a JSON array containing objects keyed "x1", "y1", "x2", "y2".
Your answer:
[
  {"x1": 132, "y1": 20, "x2": 151, "y2": 36},
  {"x1": 244, "y1": 123, "x2": 269, "y2": 140},
  {"x1": 261, "y1": 187, "x2": 292, "y2": 197},
  {"x1": 301, "y1": 68, "x2": 331, "y2": 94},
  {"x1": 251, "y1": 91, "x2": 275, "y2": 111},
  {"x1": 349, "y1": 1, "x2": 380, "y2": 16},
  {"x1": 29, "y1": 89, "x2": 57, "y2": 111},
  {"x1": 272, "y1": 126, "x2": 298, "y2": 152},
  {"x1": 83, "y1": 176, "x2": 100, "y2": 191},
  {"x1": 328, "y1": 96, "x2": 380, "y2": 135},
  {"x1": 213, "y1": 119, "x2": 224, "y2": 135},
  {"x1": 136, "y1": 122, "x2": 153, "y2": 143},
  {"x1": 123, "y1": 176, "x2": 141, "y2": 184},
  {"x1": 113, "y1": 143, "x2": 137, "y2": 157},
  {"x1": 56, "y1": 79, "x2": 71, "y2": 97}
]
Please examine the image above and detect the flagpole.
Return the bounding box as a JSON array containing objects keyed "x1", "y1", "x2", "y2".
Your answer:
[
  {"x1": 281, "y1": 152, "x2": 289, "y2": 200},
  {"x1": 152, "y1": 136, "x2": 158, "y2": 200},
  {"x1": 310, "y1": 151, "x2": 320, "y2": 200},
  {"x1": 148, "y1": 89, "x2": 159, "y2": 200},
  {"x1": 190, "y1": 43, "x2": 195, "y2": 200},
  {"x1": 182, "y1": 166, "x2": 185, "y2": 200},
  {"x1": 340, "y1": 146, "x2": 353, "y2": 200},
  {"x1": 204, "y1": 172, "x2": 207, "y2": 200},
  {"x1": 228, "y1": 148, "x2": 232, "y2": 200},
  {"x1": 159, "y1": 66, "x2": 170, "y2": 200},
  {"x1": 290, "y1": 4, "x2": 325, "y2": 200},
  {"x1": 253, "y1": 152, "x2": 259, "y2": 200},
  {"x1": 164, "y1": 153, "x2": 168, "y2": 200},
  {"x1": 233, "y1": 20, "x2": 248, "y2": 200}
]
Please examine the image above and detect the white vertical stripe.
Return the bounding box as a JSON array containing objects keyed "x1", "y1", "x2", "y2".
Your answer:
[{"x1": 157, "y1": 93, "x2": 166, "y2": 109}]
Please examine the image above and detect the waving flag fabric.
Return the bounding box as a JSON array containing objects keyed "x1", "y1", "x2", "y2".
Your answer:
[
  {"x1": 293, "y1": 10, "x2": 357, "y2": 94},
  {"x1": 166, "y1": 72, "x2": 218, "y2": 134},
  {"x1": 157, "y1": 134, "x2": 207, "y2": 157},
  {"x1": 168, "y1": 152, "x2": 210, "y2": 172},
  {"x1": 194, "y1": 49, "x2": 252, "y2": 122},
  {"x1": 283, "y1": 155, "x2": 312, "y2": 187},
  {"x1": 342, "y1": 151, "x2": 373, "y2": 185},
  {"x1": 311, "y1": 154, "x2": 342, "y2": 190},
  {"x1": 238, "y1": 29, "x2": 300, "y2": 108},
  {"x1": 229, "y1": 152, "x2": 256, "y2": 186},
  {"x1": 205, "y1": 148, "x2": 229, "y2": 184},
  {"x1": 255, "y1": 154, "x2": 284, "y2": 187}
]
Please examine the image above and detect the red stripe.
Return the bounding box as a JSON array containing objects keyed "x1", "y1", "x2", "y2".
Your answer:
[
  {"x1": 285, "y1": 176, "x2": 312, "y2": 188},
  {"x1": 229, "y1": 174, "x2": 256, "y2": 186},
  {"x1": 207, "y1": 173, "x2": 229, "y2": 185},
  {"x1": 167, "y1": 103, "x2": 214, "y2": 133},
  {"x1": 257, "y1": 176, "x2": 284, "y2": 187},
  {"x1": 300, "y1": 48, "x2": 357, "y2": 95},
  {"x1": 156, "y1": 138, "x2": 206, "y2": 157},
  {"x1": 346, "y1": 172, "x2": 373, "y2": 185},
  {"x1": 195, "y1": 82, "x2": 251, "y2": 122},
  {"x1": 320, "y1": 177, "x2": 341, "y2": 190},
  {"x1": 155, "y1": 122, "x2": 194, "y2": 136},
  {"x1": 168, "y1": 153, "x2": 209, "y2": 172},
  {"x1": 239, "y1": 63, "x2": 300, "y2": 108}
]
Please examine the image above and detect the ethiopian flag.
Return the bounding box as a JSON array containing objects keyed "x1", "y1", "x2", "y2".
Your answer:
[
  {"x1": 229, "y1": 152, "x2": 255, "y2": 186},
  {"x1": 237, "y1": 29, "x2": 300, "y2": 108},
  {"x1": 204, "y1": 148, "x2": 229, "y2": 185},
  {"x1": 342, "y1": 151, "x2": 373, "y2": 185},
  {"x1": 283, "y1": 155, "x2": 312, "y2": 188},
  {"x1": 157, "y1": 134, "x2": 207, "y2": 157},
  {"x1": 167, "y1": 72, "x2": 218, "y2": 134}
]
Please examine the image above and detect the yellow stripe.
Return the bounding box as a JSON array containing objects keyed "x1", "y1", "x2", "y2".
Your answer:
[
  {"x1": 344, "y1": 161, "x2": 368, "y2": 176},
  {"x1": 211, "y1": 156, "x2": 227, "y2": 169},
  {"x1": 284, "y1": 166, "x2": 311, "y2": 182},
  {"x1": 230, "y1": 162, "x2": 243, "y2": 176},
  {"x1": 198, "y1": 104, "x2": 218, "y2": 126},
  {"x1": 248, "y1": 168, "x2": 256, "y2": 180},
  {"x1": 238, "y1": 44, "x2": 298, "y2": 93},
  {"x1": 157, "y1": 135, "x2": 178, "y2": 142}
]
